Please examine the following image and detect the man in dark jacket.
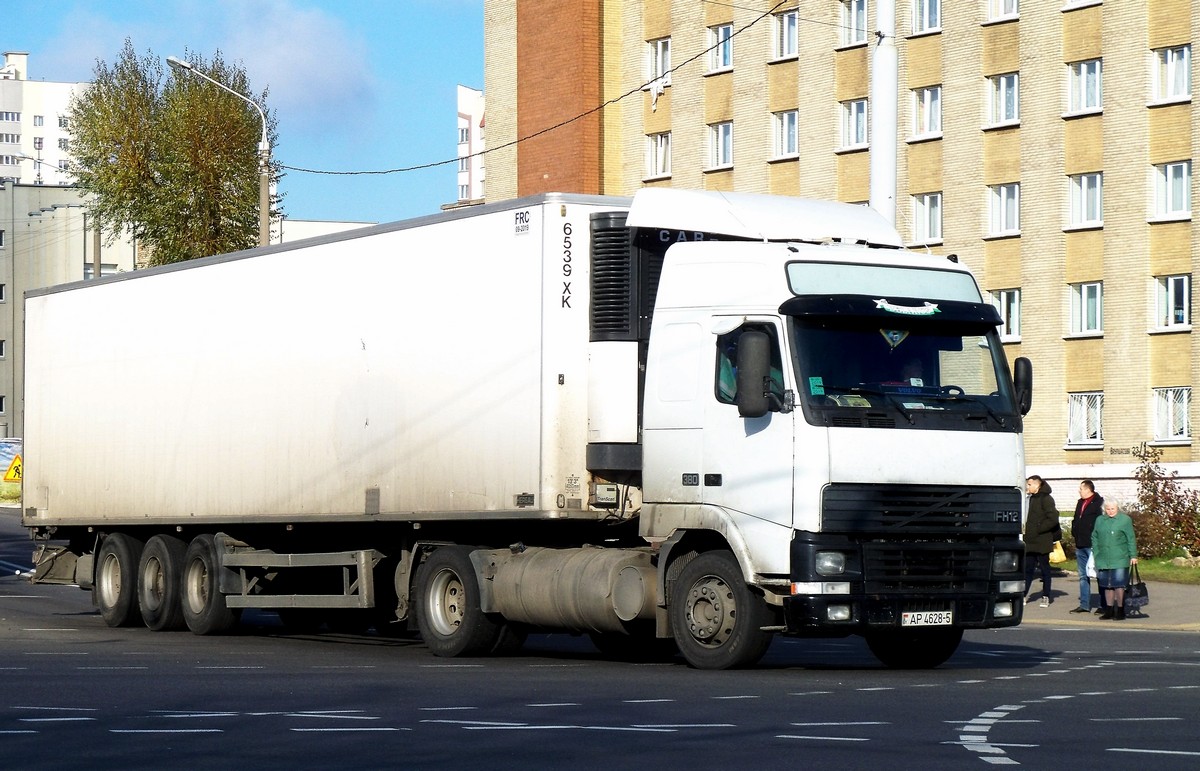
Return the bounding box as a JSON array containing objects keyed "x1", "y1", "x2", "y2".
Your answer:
[
  {"x1": 1024, "y1": 475, "x2": 1059, "y2": 607},
  {"x1": 1070, "y1": 480, "x2": 1105, "y2": 613}
]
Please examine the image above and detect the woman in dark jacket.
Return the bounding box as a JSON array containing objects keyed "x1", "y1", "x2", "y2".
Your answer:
[{"x1": 1024, "y1": 475, "x2": 1059, "y2": 607}]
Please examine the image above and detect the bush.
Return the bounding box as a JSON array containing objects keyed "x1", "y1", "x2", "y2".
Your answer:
[{"x1": 1127, "y1": 444, "x2": 1200, "y2": 558}]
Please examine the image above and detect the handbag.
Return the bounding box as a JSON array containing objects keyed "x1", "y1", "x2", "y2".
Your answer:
[
  {"x1": 1125, "y1": 564, "x2": 1149, "y2": 611},
  {"x1": 1048, "y1": 541, "x2": 1066, "y2": 564},
  {"x1": 1085, "y1": 552, "x2": 1096, "y2": 579}
]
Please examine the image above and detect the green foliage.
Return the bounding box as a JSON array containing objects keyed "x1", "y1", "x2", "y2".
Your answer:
[
  {"x1": 67, "y1": 39, "x2": 281, "y2": 265},
  {"x1": 1127, "y1": 444, "x2": 1200, "y2": 558}
]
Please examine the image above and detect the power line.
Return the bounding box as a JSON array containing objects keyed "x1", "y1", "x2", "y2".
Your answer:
[{"x1": 282, "y1": 0, "x2": 789, "y2": 177}]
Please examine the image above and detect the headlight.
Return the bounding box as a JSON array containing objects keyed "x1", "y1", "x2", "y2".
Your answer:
[
  {"x1": 815, "y1": 551, "x2": 846, "y2": 576},
  {"x1": 992, "y1": 550, "x2": 1019, "y2": 573}
]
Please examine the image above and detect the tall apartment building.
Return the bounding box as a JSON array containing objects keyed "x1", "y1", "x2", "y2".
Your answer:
[
  {"x1": 0, "y1": 51, "x2": 83, "y2": 186},
  {"x1": 453, "y1": 85, "x2": 487, "y2": 206},
  {"x1": 482, "y1": 0, "x2": 1199, "y2": 495}
]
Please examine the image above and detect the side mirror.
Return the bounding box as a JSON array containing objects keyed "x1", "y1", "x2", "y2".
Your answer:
[
  {"x1": 736, "y1": 330, "x2": 771, "y2": 418},
  {"x1": 1013, "y1": 356, "x2": 1032, "y2": 416}
]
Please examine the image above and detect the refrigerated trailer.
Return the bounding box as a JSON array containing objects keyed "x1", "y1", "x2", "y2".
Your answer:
[{"x1": 23, "y1": 189, "x2": 1032, "y2": 669}]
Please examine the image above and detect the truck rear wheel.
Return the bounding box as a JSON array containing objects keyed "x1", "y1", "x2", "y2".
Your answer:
[
  {"x1": 414, "y1": 546, "x2": 503, "y2": 657},
  {"x1": 670, "y1": 550, "x2": 773, "y2": 670},
  {"x1": 138, "y1": 535, "x2": 188, "y2": 631},
  {"x1": 181, "y1": 534, "x2": 240, "y2": 635},
  {"x1": 95, "y1": 533, "x2": 145, "y2": 628},
  {"x1": 865, "y1": 627, "x2": 963, "y2": 669}
]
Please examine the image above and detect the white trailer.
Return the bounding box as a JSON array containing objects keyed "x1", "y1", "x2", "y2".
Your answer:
[{"x1": 23, "y1": 190, "x2": 1032, "y2": 669}]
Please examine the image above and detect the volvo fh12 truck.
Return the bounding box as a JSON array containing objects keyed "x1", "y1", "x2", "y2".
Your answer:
[{"x1": 23, "y1": 189, "x2": 1032, "y2": 669}]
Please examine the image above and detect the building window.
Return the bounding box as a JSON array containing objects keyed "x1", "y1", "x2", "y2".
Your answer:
[
  {"x1": 648, "y1": 37, "x2": 672, "y2": 86},
  {"x1": 1156, "y1": 274, "x2": 1191, "y2": 328},
  {"x1": 1069, "y1": 281, "x2": 1103, "y2": 334},
  {"x1": 993, "y1": 289, "x2": 1021, "y2": 340},
  {"x1": 912, "y1": 86, "x2": 941, "y2": 138},
  {"x1": 1068, "y1": 59, "x2": 1102, "y2": 114},
  {"x1": 988, "y1": 0, "x2": 1019, "y2": 20},
  {"x1": 458, "y1": 127, "x2": 469, "y2": 144},
  {"x1": 708, "y1": 24, "x2": 733, "y2": 72},
  {"x1": 1069, "y1": 172, "x2": 1103, "y2": 227},
  {"x1": 646, "y1": 131, "x2": 671, "y2": 178},
  {"x1": 841, "y1": 0, "x2": 867, "y2": 47},
  {"x1": 0, "y1": 134, "x2": 18, "y2": 144},
  {"x1": 0, "y1": 340, "x2": 5, "y2": 358},
  {"x1": 1155, "y1": 161, "x2": 1191, "y2": 218},
  {"x1": 457, "y1": 184, "x2": 470, "y2": 201},
  {"x1": 457, "y1": 158, "x2": 469, "y2": 173},
  {"x1": 989, "y1": 183, "x2": 1020, "y2": 236},
  {"x1": 33, "y1": 115, "x2": 44, "y2": 127},
  {"x1": 0, "y1": 395, "x2": 5, "y2": 414},
  {"x1": 773, "y1": 10, "x2": 798, "y2": 59},
  {"x1": 912, "y1": 192, "x2": 942, "y2": 243},
  {"x1": 57, "y1": 116, "x2": 68, "y2": 129},
  {"x1": 58, "y1": 159, "x2": 69, "y2": 172},
  {"x1": 912, "y1": 0, "x2": 941, "y2": 34},
  {"x1": 988, "y1": 73, "x2": 1020, "y2": 125},
  {"x1": 0, "y1": 283, "x2": 5, "y2": 299},
  {"x1": 1068, "y1": 392, "x2": 1104, "y2": 446},
  {"x1": 840, "y1": 99, "x2": 868, "y2": 149},
  {"x1": 0, "y1": 232, "x2": 4, "y2": 249},
  {"x1": 1155, "y1": 387, "x2": 1192, "y2": 442},
  {"x1": 1153, "y1": 45, "x2": 1191, "y2": 102},
  {"x1": 33, "y1": 137, "x2": 43, "y2": 150},
  {"x1": 773, "y1": 110, "x2": 798, "y2": 158},
  {"x1": 708, "y1": 122, "x2": 733, "y2": 169},
  {"x1": 58, "y1": 138, "x2": 69, "y2": 151},
  {"x1": 0, "y1": 112, "x2": 20, "y2": 122}
]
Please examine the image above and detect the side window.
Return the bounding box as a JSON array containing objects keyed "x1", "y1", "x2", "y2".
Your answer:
[{"x1": 715, "y1": 324, "x2": 783, "y2": 404}]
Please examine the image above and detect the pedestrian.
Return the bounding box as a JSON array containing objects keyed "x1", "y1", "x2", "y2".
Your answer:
[
  {"x1": 1023, "y1": 475, "x2": 1059, "y2": 607},
  {"x1": 1069, "y1": 480, "x2": 1105, "y2": 614},
  {"x1": 1092, "y1": 500, "x2": 1138, "y2": 620}
]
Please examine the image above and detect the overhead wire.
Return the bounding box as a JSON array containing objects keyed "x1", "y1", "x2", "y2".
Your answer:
[{"x1": 281, "y1": 0, "x2": 798, "y2": 177}]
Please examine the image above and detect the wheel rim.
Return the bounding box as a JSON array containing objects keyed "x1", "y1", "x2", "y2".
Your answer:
[
  {"x1": 683, "y1": 573, "x2": 737, "y2": 648},
  {"x1": 98, "y1": 553, "x2": 121, "y2": 607},
  {"x1": 184, "y1": 558, "x2": 209, "y2": 615},
  {"x1": 142, "y1": 557, "x2": 165, "y2": 612},
  {"x1": 426, "y1": 567, "x2": 465, "y2": 637}
]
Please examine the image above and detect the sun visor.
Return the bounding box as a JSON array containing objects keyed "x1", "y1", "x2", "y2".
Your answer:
[{"x1": 780, "y1": 294, "x2": 1003, "y2": 327}]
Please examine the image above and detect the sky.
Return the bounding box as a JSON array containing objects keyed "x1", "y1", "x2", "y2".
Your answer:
[{"x1": 5, "y1": 0, "x2": 484, "y2": 224}]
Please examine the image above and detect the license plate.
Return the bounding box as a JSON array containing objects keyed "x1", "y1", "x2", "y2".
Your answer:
[{"x1": 901, "y1": 610, "x2": 953, "y2": 627}]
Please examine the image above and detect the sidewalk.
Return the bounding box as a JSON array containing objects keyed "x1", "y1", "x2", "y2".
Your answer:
[{"x1": 1020, "y1": 569, "x2": 1200, "y2": 632}]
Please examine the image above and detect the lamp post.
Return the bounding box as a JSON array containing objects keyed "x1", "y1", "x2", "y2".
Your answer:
[{"x1": 166, "y1": 55, "x2": 271, "y2": 247}]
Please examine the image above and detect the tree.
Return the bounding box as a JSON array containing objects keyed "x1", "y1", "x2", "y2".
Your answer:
[{"x1": 67, "y1": 39, "x2": 281, "y2": 265}]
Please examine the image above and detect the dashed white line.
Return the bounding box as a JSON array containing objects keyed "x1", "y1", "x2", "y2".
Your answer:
[
  {"x1": 777, "y1": 734, "x2": 869, "y2": 742},
  {"x1": 111, "y1": 729, "x2": 224, "y2": 734}
]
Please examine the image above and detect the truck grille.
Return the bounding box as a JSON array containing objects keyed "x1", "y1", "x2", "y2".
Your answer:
[
  {"x1": 822, "y1": 483, "x2": 1021, "y2": 536},
  {"x1": 862, "y1": 543, "x2": 991, "y2": 594}
]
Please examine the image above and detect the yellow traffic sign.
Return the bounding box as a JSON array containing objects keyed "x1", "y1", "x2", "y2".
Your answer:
[{"x1": 3, "y1": 454, "x2": 21, "y2": 482}]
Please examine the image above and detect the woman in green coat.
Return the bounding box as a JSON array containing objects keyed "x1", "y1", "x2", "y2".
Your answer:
[
  {"x1": 1092, "y1": 500, "x2": 1138, "y2": 620},
  {"x1": 1024, "y1": 475, "x2": 1060, "y2": 607}
]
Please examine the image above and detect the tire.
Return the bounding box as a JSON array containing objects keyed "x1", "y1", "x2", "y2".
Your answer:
[
  {"x1": 137, "y1": 535, "x2": 188, "y2": 631},
  {"x1": 669, "y1": 550, "x2": 774, "y2": 670},
  {"x1": 414, "y1": 546, "x2": 503, "y2": 657},
  {"x1": 865, "y1": 626, "x2": 964, "y2": 669},
  {"x1": 181, "y1": 534, "x2": 240, "y2": 635},
  {"x1": 94, "y1": 533, "x2": 146, "y2": 628}
]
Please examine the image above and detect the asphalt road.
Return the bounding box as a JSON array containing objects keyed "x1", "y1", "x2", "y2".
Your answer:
[{"x1": 2, "y1": 512, "x2": 1199, "y2": 770}]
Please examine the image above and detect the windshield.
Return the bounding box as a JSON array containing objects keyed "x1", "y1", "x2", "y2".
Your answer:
[{"x1": 787, "y1": 300, "x2": 1019, "y2": 431}]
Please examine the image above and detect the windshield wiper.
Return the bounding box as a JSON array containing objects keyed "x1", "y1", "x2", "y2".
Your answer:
[
  {"x1": 924, "y1": 392, "x2": 1008, "y2": 427},
  {"x1": 843, "y1": 386, "x2": 915, "y2": 424}
]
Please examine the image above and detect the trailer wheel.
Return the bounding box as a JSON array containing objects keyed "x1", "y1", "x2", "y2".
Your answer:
[
  {"x1": 414, "y1": 546, "x2": 502, "y2": 657},
  {"x1": 138, "y1": 535, "x2": 188, "y2": 631},
  {"x1": 865, "y1": 627, "x2": 963, "y2": 669},
  {"x1": 669, "y1": 550, "x2": 773, "y2": 670},
  {"x1": 94, "y1": 533, "x2": 145, "y2": 628},
  {"x1": 181, "y1": 534, "x2": 240, "y2": 635}
]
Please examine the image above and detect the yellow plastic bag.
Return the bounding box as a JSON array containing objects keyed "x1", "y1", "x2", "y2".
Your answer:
[{"x1": 1048, "y1": 541, "x2": 1066, "y2": 564}]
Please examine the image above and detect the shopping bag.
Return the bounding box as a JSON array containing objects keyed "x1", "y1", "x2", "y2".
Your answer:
[
  {"x1": 1048, "y1": 541, "x2": 1066, "y2": 564},
  {"x1": 1125, "y1": 564, "x2": 1149, "y2": 610},
  {"x1": 1085, "y1": 552, "x2": 1096, "y2": 579}
]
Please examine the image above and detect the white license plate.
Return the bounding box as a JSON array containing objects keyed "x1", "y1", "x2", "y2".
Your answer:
[{"x1": 901, "y1": 610, "x2": 953, "y2": 627}]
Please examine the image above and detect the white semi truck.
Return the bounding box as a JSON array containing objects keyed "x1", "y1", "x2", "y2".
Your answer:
[{"x1": 23, "y1": 189, "x2": 1032, "y2": 670}]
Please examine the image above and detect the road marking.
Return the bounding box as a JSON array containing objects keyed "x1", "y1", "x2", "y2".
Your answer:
[
  {"x1": 790, "y1": 722, "x2": 888, "y2": 727},
  {"x1": 419, "y1": 706, "x2": 478, "y2": 711},
  {"x1": 788, "y1": 691, "x2": 833, "y2": 696},
  {"x1": 21, "y1": 628, "x2": 78, "y2": 632},
  {"x1": 13, "y1": 706, "x2": 97, "y2": 711},
  {"x1": 0, "y1": 730, "x2": 37, "y2": 734},
  {"x1": 623, "y1": 699, "x2": 675, "y2": 703},
  {"x1": 156, "y1": 712, "x2": 238, "y2": 718},
  {"x1": 528, "y1": 703, "x2": 579, "y2": 707},
  {"x1": 1091, "y1": 717, "x2": 1183, "y2": 722},
  {"x1": 195, "y1": 666, "x2": 264, "y2": 670},
  {"x1": 713, "y1": 695, "x2": 758, "y2": 700},
  {"x1": 20, "y1": 717, "x2": 96, "y2": 723},
  {"x1": 777, "y1": 734, "x2": 869, "y2": 742},
  {"x1": 111, "y1": 729, "x2": 224, "y2": 734},
  {"x1": 78, "y1": 666, "x2": 148, "y2": 671},
  {"x1": 290, "y1": 727, "x2": 407, "y2": 732},
  {"x1": 1108, "y1": 748, "x2": 1200, "y2": 757},
  {"x1": 420, "y1": 719, "x2": 526, "y2": 727},
  {"x1": 634, "y1": 723, "x2": 735, "y2": 729},
  {"x1": 420, "y1": 664, "x2": 485, "y2": 668},
  {"x1": 288, "y1": 713, "x2": 379, "y2": 721},
  {"x1": 24, "y1": 651, "x2": 87, "y2": 655},
  {"x1": 462, "y1": 724, "x2": 675, "y2": 733}
]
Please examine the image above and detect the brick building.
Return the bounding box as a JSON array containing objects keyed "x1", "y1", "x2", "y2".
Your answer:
[{"x1": 481, "y1": 0, "x2": 1200, "y2": 497}]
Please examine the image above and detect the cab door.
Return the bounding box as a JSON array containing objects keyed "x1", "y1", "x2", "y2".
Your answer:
[{"x1": 701, "y1": 317, "x2": 795, "y2": 527}]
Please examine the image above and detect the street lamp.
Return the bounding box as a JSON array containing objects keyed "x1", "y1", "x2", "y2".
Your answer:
[{"x1": 166, "y1": 55, "x2": 271, "y2": 247}]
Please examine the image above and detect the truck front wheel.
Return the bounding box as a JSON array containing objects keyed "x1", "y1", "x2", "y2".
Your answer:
[
  {"x1": 669, "y1": 550, "x2": 773, "y2": 670},
  {"x1": 95, "y1": 533, "x2": 145, "y2": 628},
  {"x1": 181, "y1": 534, "x2": 240, "y2": 635},
  {"x1": 865, "y1": 627, "x2": 963, "y2": 669},
  {"x1": 414, "y1": 546, "x2": 503, "y2": 657},
  {"x1": 138, "y1": 535, "x2": 188, "y2": 631}
]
